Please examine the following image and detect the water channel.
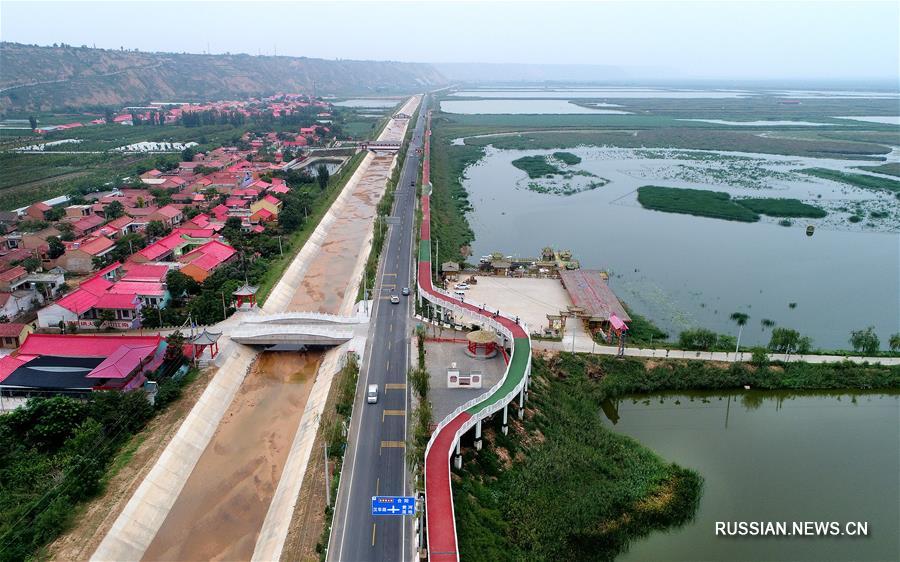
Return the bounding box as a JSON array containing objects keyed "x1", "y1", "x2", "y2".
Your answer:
[{"x1": 601, "y1": 391, "x2": 900, "y2": 561}]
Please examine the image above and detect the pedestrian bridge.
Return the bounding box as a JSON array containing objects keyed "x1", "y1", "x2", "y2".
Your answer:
[{"x1": 228, "y1": 311, "x2": 369, "y2": 347}]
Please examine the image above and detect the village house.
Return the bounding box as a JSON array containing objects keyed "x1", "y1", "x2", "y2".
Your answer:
[
  {"x1": 55, "y1": 235, "x2": 116, "y2": 274},
  {"x1": 0, "y1": 323, "x2": 32, "y2": 349},
  {"x1": 177, "y1": 240, "x2": 237, "y2": 282},
  {"x1": 24, "y1": 202, "x2": 52, "y2": 221}
]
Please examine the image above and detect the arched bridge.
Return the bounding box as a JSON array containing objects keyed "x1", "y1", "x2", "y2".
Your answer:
[{"x1": 228, "y1": 311, "x2": 369, "y2": 347}]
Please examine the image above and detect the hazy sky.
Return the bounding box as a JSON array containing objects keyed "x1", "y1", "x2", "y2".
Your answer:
[{"x1": 2, "y1": 1, "x2": 898, "y2": 80}]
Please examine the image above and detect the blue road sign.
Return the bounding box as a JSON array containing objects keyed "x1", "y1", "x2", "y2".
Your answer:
[{"x1": 371, "y1": 495, "x2": 416, "y2": 516}]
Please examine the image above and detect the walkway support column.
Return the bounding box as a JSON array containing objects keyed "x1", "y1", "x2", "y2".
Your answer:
[
  {"x1": 474, "y1": 419, "x2": 482, "y2": 451},
  {"x1": 453, "y1": 439, "x2": 462, "y2": 470},
  {"x1": 518, "y1": 387, "x2": 525, "y2": 420},
  {"x1": 501, "y1": 404, "x2": 508, "y2": 435}
]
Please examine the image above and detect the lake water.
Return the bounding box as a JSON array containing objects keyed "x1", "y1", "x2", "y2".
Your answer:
[
  {"x1": 333, "y1": 99, "x2": 400, "y2": 108},
  {"x1": 441, "y1": 99, "x2": 631, "y2": 114},
  {"x1": 451, "y1": 88, "x2": 752, "y2": 99},
  {"x1": 461, "y1": 144, "x2": 900, "y2": 348},
  {"x1": 602, "y1": 391, "x2": 900, "y2": 561}
]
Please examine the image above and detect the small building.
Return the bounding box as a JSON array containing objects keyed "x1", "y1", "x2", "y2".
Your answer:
[
  {"x1": 0, "y1": 333, "x2": 166, "y2": 399},
  {"x1": 56, "y1": 235, "x2": 116, "y2": 273},
  {"x1": 25, "y1": 202, "x2": 52, "y2": 221},
  {"x1": 0, "y1": 323, "x2": 32, "y2": 349},
  {"x1": 178, "y1": 240, "x2": 237, "y2": 282}
]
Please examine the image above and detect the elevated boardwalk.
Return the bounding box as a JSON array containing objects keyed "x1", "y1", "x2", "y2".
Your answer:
[{"x1": 418, "y1": 113, "x2": 532, "y2": 561}]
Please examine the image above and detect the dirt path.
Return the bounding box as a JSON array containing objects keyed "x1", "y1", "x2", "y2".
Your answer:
[{"x1": 45, "y1": 368, "x2": 217, "y2": 561}]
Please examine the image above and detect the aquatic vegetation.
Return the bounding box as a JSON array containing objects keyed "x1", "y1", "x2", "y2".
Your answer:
[
  {"x1": 511, "y1": 154, "x2": 562, "y2": 178},
  {"x1": 735, "y1": 197, "x2": 827, "y2": 218},
  {"x1": 799, "y1": 167, "x2": 900, "y2": 195},
  {"x1": 551, "y1": 151, "x2": 581, "y2": 165},
  {"x1": 637, "y1": 185, "x2": 760, "y2": 222}
]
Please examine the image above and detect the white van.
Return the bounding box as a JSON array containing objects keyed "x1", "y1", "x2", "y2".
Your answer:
[{"x1": 367, "y1": 384, "x2": 379, "y2": 404}]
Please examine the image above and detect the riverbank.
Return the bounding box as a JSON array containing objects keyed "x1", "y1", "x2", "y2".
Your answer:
[{"x1": 453, "y1": 352, "x2": 899, "y2": 560}]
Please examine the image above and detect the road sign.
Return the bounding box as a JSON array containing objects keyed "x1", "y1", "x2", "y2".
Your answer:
[{"x1": 371, "y1": 495, "x2": 416, "y2": 516}]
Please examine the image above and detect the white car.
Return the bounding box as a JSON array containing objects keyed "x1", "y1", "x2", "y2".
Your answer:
[
  {"x1": 367, "y1": 384, "x2": 379, "y2": 404},
  {"x1": 390, "y1": 294, "x2": 400, "y2": 304},
  {"x1": 454, "y1": 283, "x2": 469, "y2": 290}
]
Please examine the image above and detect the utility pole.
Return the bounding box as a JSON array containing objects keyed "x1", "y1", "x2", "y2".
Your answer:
[
  {"x1": 434, "y1": 239, "x2": 439, "y2": 283},
  {"x1": 324, "y1": 440, "x2": 331, "y2": 507},
  {"x1": 278, "y1": 235, "x2": 283, "y2": 256},
  {"x1": 221, "y1": 292, "x2": 227, "y2": 320}
]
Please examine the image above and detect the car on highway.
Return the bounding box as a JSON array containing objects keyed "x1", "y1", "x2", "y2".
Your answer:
[
  {"x1": 410, "y1": 180, "x2": 415, "y2": 186},
  {"x1": 390, "y1": 294, "x2": 400, "y2": 304},
  {"x1": 401, "y1": 287, "x2": 410, "y2": 296},
  {"x1": 367, "y1": 384, "x2": 378, "y2": 404},
  {"x1": 455, "y1": 283, "x2": 469, "y2": 290}
]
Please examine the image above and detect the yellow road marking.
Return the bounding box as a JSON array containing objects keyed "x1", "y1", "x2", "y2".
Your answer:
[
  {"x1": 381, "y1": 440, "x2": 405, "y2": 449},
  {"x1": 383, "y1": 273, "x2": 397, "y2": 277},
  {"x1": 372, "y1": 522, "x2": 376, "y2": 546},
  {"x1": 384, "y1": 383, "x2": 406, "y2": 390},
  {"x1": 382, "y1": 409, "x2": 405, "y2": 422},
  {"x1": 383, "y1": 283, "x2": 396, "y2": 289}
]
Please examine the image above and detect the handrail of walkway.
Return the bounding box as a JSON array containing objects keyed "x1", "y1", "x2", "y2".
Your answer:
[{"x1": 418, "y1": 110, "x2": 533, "y2": 562}]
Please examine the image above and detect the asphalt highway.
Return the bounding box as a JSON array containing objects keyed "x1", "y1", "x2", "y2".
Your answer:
[{"x1": 328, "y1": 96, "x2": 427, "y2": 562}]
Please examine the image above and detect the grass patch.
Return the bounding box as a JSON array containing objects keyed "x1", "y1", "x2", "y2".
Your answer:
[
  {"x1": 855, "y1": 162, "x2": 900, "y2": 178},
  {"x1": 637, "y1": 185, "x2": 760, "y2": 222},
  {"x1": 735, "y1": 197, "x2": 827, "y2": 218},
  {"x1": 454, "y1": 355, "x2": 703, "y2": 562},
  {"x1": 799, "y1": 167, "x2": 900, "y2": 195}
]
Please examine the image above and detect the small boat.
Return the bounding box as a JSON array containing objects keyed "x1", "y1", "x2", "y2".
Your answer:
[{"x1": 806, "y1": 225, "x2": 815, "y2": 237}]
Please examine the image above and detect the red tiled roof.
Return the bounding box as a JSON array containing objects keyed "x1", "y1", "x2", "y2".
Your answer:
[
  {"x1": 76, "y1": 236, "x2": 115, "y2": 256},
  {"x1": 108, "y1": 281, "x2": 166, "y2": 297},
  {"x1": 86, "y1": 343, "x2": 159, "y2": 379},
  {"x1": 178, "y1": 240, "x2": 236, "y2": 272},
  {"x1": 0, "y1": 323, "x2": 28, "y2": 338},
  {"x1": 154, "y1": 205, "x2": 182, "y2": 219},
  {"x1": 122, "y1": 264, "x2": 168, "y2": 283},
  {"x1": 262, "y1": 194, "x2": 281, "y2": 206},
  {"x1": 253, "y1": 208, "x2": 274, "y2": 220},
  {"x1": 94, "y1": 292, "x2": 139, "y2": 310},
  {"x1": 0, "y1": 355, "x2": 27, "y2": 383},
  {"x1": 106, "y1": 216, "x2": 135, "y2": 230},
  {"x1": 0, "y1": 266, "x2": 27, "y2": 283},
  {"x1": 73, "y1": 214, "x2": 106, "y2": 232}
]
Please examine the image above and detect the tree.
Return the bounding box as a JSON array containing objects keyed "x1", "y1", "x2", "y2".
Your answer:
[
  {"x1": 165, "y1": 331, "x2": 186, "y2": 363},
  {"x1": 166, "y1": 269, "x2": 200, "y2": 299},
  {"x1": 849, "y1": 327, "x2": 880, "y2": 355},
  {"x1": 47, "y1": 236, "x2": 65, "y2": 259},
  {"x1": 93, "y1": 309, "x2": 116, "y2": 329},
  {"x1": 889, "y1": 333, "x2": 900, "y2": 353},
  {"x1": 43, "y1": 207, "x2": 65, "y2": 222},
  {"x1": 768, "y1": 327, "x2": 812, "y2": 356},
  {"x1": 104, "y1": 107, "x2": 115, "y2": 124},
  {"x1": 729, "y1": 312, "x2": 749, "y2": 357},
  {"x1": 28, "y1": 115, "x2": 37, "y2": 130},
  {"x1": 146, "y1": 220, "x2": 170, "y2": 239},
  {"x1": 105, "y1": 200, "x2": 125, "y2": 219},
  {"x1": 316, "y1": 163, "x2": 330, "y2": 191},
  {"x1": 20, "y1": 255, "x2": 41, "y2": 273},
  {"x1": 678, "y1": 328, "x2": 718, "y2": 351},
  {"x1": 181, "y1": 146, "x2": 196, "y2": 161}
]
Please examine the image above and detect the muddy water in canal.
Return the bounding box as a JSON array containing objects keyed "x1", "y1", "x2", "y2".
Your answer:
[
  {"x1": 143, "y1": 352, "x2": 320, "y2": 561},
  {"x1": 143, "y1": 155, "x2": 396, "y2": 561},
  {"x1": 289, "y1": 155, "x2": 394, "y2": 312}
]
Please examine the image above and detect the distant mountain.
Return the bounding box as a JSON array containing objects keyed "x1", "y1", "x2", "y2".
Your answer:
[{"x1": 0, "y1": 42, "x2": 447, "y2": 111}]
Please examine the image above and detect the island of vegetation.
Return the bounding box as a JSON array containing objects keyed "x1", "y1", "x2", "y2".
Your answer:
[
  {"x1": 855, "y1": 162, "x2": 900, "y2": 178},
  {"x1": 637, "y1": 186, "x2": 828, "y2": 222},
  {"x1": 511, "y1": 152, "x2": 605, "y2": 196}
]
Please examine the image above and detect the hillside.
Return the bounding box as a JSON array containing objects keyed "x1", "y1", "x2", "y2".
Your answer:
[{"x1": 0, "y1": 42, "x2": 446, "y2": 111}]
